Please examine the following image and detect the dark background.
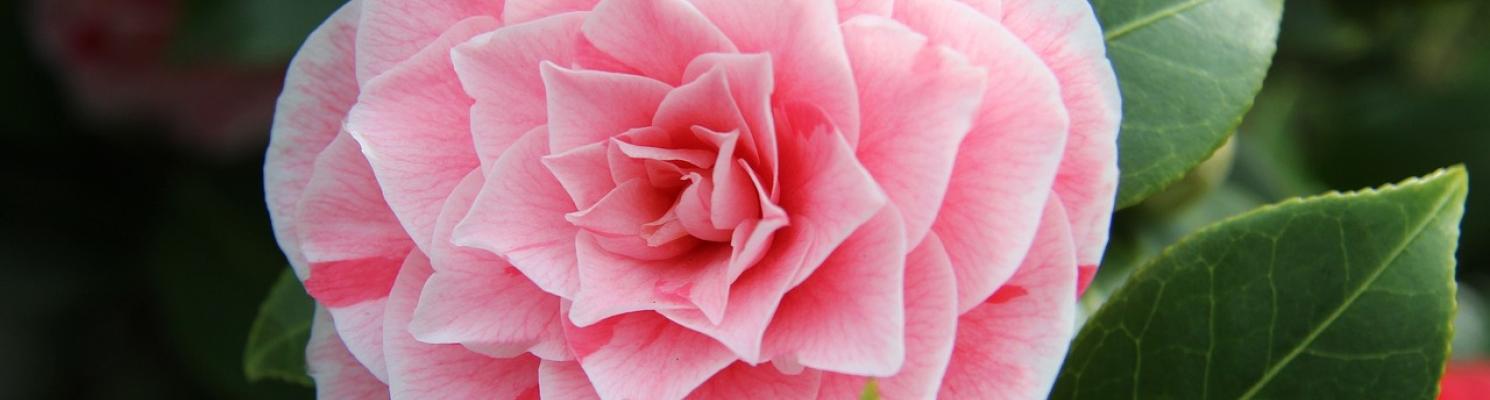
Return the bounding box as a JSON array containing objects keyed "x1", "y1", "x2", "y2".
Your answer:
[{"x1": 1, "y1": 0, "x2": 1487, "y2": 398}]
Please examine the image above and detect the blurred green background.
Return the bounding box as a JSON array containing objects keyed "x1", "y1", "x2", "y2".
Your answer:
[{"x1": 1, "y1": 0, "x2": 1487, "y2": 398}]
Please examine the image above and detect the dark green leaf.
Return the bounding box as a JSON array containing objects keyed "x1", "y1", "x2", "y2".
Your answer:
[
  {"x1": 243, "y1": 268, "x2": 315, "y2": 386},
  {"x1": 1055, "y1": 167, "x2": 1468, "y2": 399},
  {"x1": 1092, "y1": 0, "x2": 1284, "y2": 208}
]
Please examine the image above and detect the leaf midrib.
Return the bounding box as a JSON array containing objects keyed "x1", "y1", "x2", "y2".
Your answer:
[
  {"x1": 1233, "y1": 188, "x2": 1458, "y2": 399},
  {"x1": 1103, "y1": 0, "x2": 1211, "y2": 41}
]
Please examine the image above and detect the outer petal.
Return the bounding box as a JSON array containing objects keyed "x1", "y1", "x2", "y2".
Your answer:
[
  {"x1": 454, "y1": 127, "x2": 582, "y2": 298},
  {"x1": 939, "y1": 198, "x2": 1078, "y2": 399},
  {"x1": 685, "y1": 363, "x2": 823, "y2": 399},
  {"x1": 842, "y1": 16, "x2": 986, "y2": 246},
  {"x1": 999, "y1": 0, "x2": 1122, "y2": 272},
  {"x1": 897, "y1": 0, "x2": 1070, "y2": 313},
  {"x1": 564, "y1": 309, "x2": 736, "y2": 400},
  {"x1": 581, "y1": 0, "x2": 737, "y2": 85},
  {"x1": 541, "y1": 62, "x2": 673, "y2": 153},
  {"x1": 265, "y1": 1, "x2": 362, "y2": 279},
  {"x1": 539, "y1": 361, "x2": 602, "y2": 400},
  {"x1": 689, "y1": 0, "x2": 861, "y2": 145},
  {"x1": 836, "y1": 0, "x2": 894, "y2": 20},
  {"x1": 307, "y1": 306, "x2": 391, "y2": 400},
  {"x1": 453, "y1": 13, "x2": 587, "y2": 171},
  {"x1": 412, "y1": 171, "x2": 566, "y2": 360},
  {"x1": 503, "y1": 0, "x2": 599, "y2": 25},
  {"x1": 382, "y1": 250, "x2": 542, "y2": 400},
  {"x1": 355, "y1": 0, "x2": 501, "y2": 83},
  {"x1": 346, "y1": 16, "x2": 498, "y2": 250},
  {"x1": 762, "y1": 206, "x2": 907, "y2": 376}
]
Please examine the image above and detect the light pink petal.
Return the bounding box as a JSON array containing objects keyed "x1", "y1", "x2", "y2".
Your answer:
[
  {"x1": 541, "y1": 62, "x2": 673, "y2": 153},
  {"x1": 1000, "y1": 0, "x2": 1122, "y2": 270},
  {"x1": 346, "y1": 17, "x2": 498, "y2": 251},
  {"x1": 613, "y1": 140, "x2": 715, "y2": 167},
  {"x1": 762, "y1": 205, "x2": 906, "y2": 376},
  {"x1": 542, "y1": 142, "x2": 616, "y2": 210},
  {"x1": 564, "y1": 309, "x2": 737, "y2": 400},
  {"x1": 727, "y1": 171, "x2": 789, "y2": 282},
  {"x1": 565, "y1": 179, "x2": 671, "y2": 237},
  {"x1": 689, "y1": 0, "x2": 861, "y2": 145},
  {"x1": 651, "y1": 67, "x2": 747, "y2": 143},
  {"x1": 837, "y1": 0, "x2": 894, "y2": 20},
  {"x1": 842, "y1": 16, "x2": 987, "y2": 245},
  {"x1": 706, "y1": 132, "x2": 761, "y2": 230},
  {"x1": 681, "y1": 53, "x2": 776, "y2": 183},
  {"x1": 324, "y1": 294, "x2": 391, "y2": 382},
  {"x1": 454, "y1": 127, "x2": 582, "y2": 299},
  {"x1": 453, "y1": 13, "x2": 587, "y2": 171},
  {"x1": 896, "y1": 0, "x2": 1070, "y2": 313},
  {"x1": 581, "y1": 0, "x2": 737, "y2": 84},
  {"x1": 570, "y1": 233, "x2": 731, "y2": 325},
  {"x1": 957, "y1": 0, "x2": 1002, "y2": 18},
  {"x1": 307, "y1": 306, "x2": 391, "y2": 400},
  {"x1": 503, "y1": 0, "x2": 599, "y2": 25},
  {"x1": 265, "y1": 1, "x2": 362, "y2": 279},
  {"x1": 939, "y1": 198, "x2": 1078, "y2": 399},
  {"x1": 685, "y1": 363, "x2": 823, "y2": 399},
  {"x1": 413, "y1": 171, "x2": 566, "y2": 360},
  {"x1": 382, "y1": 250, "x2": 543, "y2": 400},
  {"x1": 295, "y1": 134, "x2": 413, "y2": 278},
  {"x1": 354, "y1": 0, "x2": 500, "y2": 83},
  {"x1": 539, "y1": 361, "x2": 601, "y2": 400},
  {"x1": 673, "y1": 174, "x2": 733, "y2": 242}
]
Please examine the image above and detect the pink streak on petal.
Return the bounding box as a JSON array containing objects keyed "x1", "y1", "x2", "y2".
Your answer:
[
  {"x1": 454, "y1": 127, "x2": 582, "y2": 299},
  {"x1": 685, "y1": 362, "x2": 823, "y2": 399},
  {"x1": 939, "y1": 198, "x2": 1078, "y2": 399},
  {"x1": 354, "y1": 0, "x2": 500, "y2": 84},
  {"x1": 345, "y1": 16, "x2": 499, "y2": 251},
  {"x1": 563, "y1": 309, "x2": 737, "y2": 400},
  {"x1": 541, "y1": 62, "x2": 673, "y2": 153},
  {"x1": 503, "y1": 0, "x2": 599, "y2": 25},
  {"x1": 294, "y1": 133, "x2": 414, "y2": 285},
  {"x1": 581, "y1": 0, "x2": 737, "y2": 85},
  {"x1": 539, "y1": 360, "x2": 602, "y2": 400},
  {"x1": 842, "y1": 16, "x2": 988, "y2": 246},
  {"x1": 306, "y1": 257, "x2": 405, "y2": 308},
  {"x1": 265, "y1": 1, "x2": 361, "y2": 279},
  {"x1": 307, "y1": 306, "x2": 391, "y2": 400},
  {"x1": 1077, "y1": 264, "x2": 1098, "y2": 296}
]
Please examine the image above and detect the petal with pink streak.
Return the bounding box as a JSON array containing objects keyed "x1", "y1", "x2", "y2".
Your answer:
[
  {"x1": 413, "y1": 171, "x2": 566, "y2": 360},
  {"x1": 295, "y1": 133, "x2": 413, "y2": 278},
  {"x1": 453, "y1": 13, "x2": 587, "y2": 171},
  {"x1": 685, "y1": 363, "x2": 823, "y2": 399},
  {"x1": 541, "y1": 62, "x2": 673, "y2": 153},
  {"x1": 307, "y1": 306, "x2": 391, "y2": 400},
  {"x1": 503, "y1": 0, "x2": 599, "y2": 25},
  {"x1": 681, "y1": 54, "x2": 775, "y2": 180},
  {"x1": 382, "y1": 250, "x2": 543, "y2": 400},
  {"x1": 539, "y1": 361, "x2": 601, "y2": 400},
  {"x1": 939, "y1": 198, "x2": 1078, "y2": 399},
  {"x1": 814, "y1": 233, "x2": 959, "y2": 399},
  {"x1": 354, "y1": 0, "x2": 500, "y2": 83},
  {"x1": 999, "y1": 0, "x2": 1122, "y2": 271},
  {"x1": 762, "y1": 205, "x2": 906, "y2": 376},
  {"x1": 346, "y1": 17, "x2": 498, "y2": 251},
  {"x1": 896, "y1": 0, "x2": 1071, "y2": 313},
  {"x1": 842, "y1": 16, "x2": 987, "y2": 246},
  {"x1": 570, "y1": 233, "x2": 732, "y2": 325},
  {"x1": 689, "y1": 0, "x2": 861, "y2": 145},
  {"x1": 836, "y1": 0, "x2": 894, "y2": 20},
  {"x1": 454, "y1": 127, "x2": 582, "y2": 299},
  {"x1": 266, "y1": 1, "x2": 362, "y2": 279},
  {"x1": 324, "y1": 297, "x2": 391, "y2": 382},
  {"x1": 581, "y1": 0, "x2": 736, "y2": 85},
  {"x1": 564, "y1": 309, "x2": 736, "y2": 400}
]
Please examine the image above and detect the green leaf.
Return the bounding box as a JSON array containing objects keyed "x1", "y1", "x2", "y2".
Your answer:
[
  {"x1": 1092, "y1": 0, "x2": 1284, "y2": 208},
  {"x1": 859, "y1": 379, "x2": 880, "y2": 400},
  {"x1": 243, "y1": 268, "x2": 315, "y2": 386},
  {"x1": 1054, "y1": 167, "x2": 1468, "y2": 399}
]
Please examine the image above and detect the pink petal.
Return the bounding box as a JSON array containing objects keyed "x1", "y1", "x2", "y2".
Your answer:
[
  {"x1": 346, "y1": 16, "x2": 499, "y2": 250},
  {"x1": 580, "y1": 0, "x2": 737, "y2": 85},
  {"x1": 837, "y1": 0, "x2": 894, "y2": 20},
  {"x1": 307, "y1": 306, "x2": 391, "y2": 400},
  {"x1": 539, "y1": 361, "x2": 601, "y2": 400},
  {"x1": 324, "y1": 293, "x2": 392, "y2": 382},
  {"x1": 762, "y1": 205, "x2": 906, "y2": 376},
  {"x1": 453, "y1": 13, "x2": 587, "y2": 171},
  {"x1": 1000, "y1": 0, "x2": 1122, "y2": 269},
  {"x1": 681, "y1": 53, "x2": 776, "y2": 183},
  {"x1": 685, "y1": 363, "x2": 823, "y2": 399},
  {"x1": 382, "y1": 250, "x2": 543, "y2": 400},
  {"x1": 295, "y1": 133, "x2": 413, "y2": 282},
  {"x1": 570, "y1": 233, "x2": 732, "y2": 325},
  {"x1": 939, "y1": 198, "x2": 1078, "y2": 399},
  {"x1": 673, "y1": 174, "x2": 733, "y2": 242},
  {"x1": 689, "y1": 0, "x2": 861, "y2": 145},
  {"x1": 897, "y1": 0, "x2": 1071, "y2": 313},
  {"x1": 265, "y1": 1, "x2": 362, "y2": 279},
  {"x1": 454, "y1": 127, "x2": 582, "y2": 299},
  {"x1": 564, "y1": 309, "x2": 737, "y2": 400},
  {"x1": 541, "y1": 62, "x2": 673, "y2": 153},
  {"x1": 354, "y1": 0, "x2": 500, "y2": 83},
  {"x1": 565, "y1": 179, "x2": 671, "y2": 237},
  {"x1": 842, "y1": 16, "x2": 987, "y2": 246},
  {"x1": 706, "y1": 131, "x2": 761, "y2": 230},
  {"x1": 503, "y1": 0, "x2": 599, "y2": 25},
  {"x1": 651, "y1": 68, "x2": 747, "y2": 144},
  {"x1": 413, "y1": 171, "x2": 567, "y2": 360},
  {"x1": 542, "y1": 141, "x2": 616, "y2": 210}
]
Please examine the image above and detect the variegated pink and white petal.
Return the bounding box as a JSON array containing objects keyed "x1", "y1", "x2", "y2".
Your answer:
[
  {"x1": 538, "y1": 361, "x2": 601, "y2": 400},
  {"x1": 564, "y1": 310, "x2": 737, "y2": 400},
  {"x1": 685, "y1": 363, "x2": 823, "y2": 399},
  {"x1": 354, "y1": 0, "x2": 501, "y2": 83},
  {"x1": 307, "y1": 306, "x2": 391, "y2": 400}
]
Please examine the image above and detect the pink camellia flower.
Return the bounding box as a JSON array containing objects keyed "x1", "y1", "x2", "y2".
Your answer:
[{"x1": 265, "y1": 0, "x2": 1119, "y2": 398}]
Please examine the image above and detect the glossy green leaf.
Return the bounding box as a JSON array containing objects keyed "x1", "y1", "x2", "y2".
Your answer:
[
  {"x1": 243, "y1": 268, "x2": 315, "y2": 386},
  {"x1": 1054, "y1": 167, "x2": 1468, "y2": 399},
  {"x1": 1093, "y1": 0, "x2": 1284, "y2": 208}
]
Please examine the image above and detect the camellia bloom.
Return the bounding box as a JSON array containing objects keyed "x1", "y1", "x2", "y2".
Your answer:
[{"x1": 265, "y1": 0, "x2": 1119, "y2": 398}]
